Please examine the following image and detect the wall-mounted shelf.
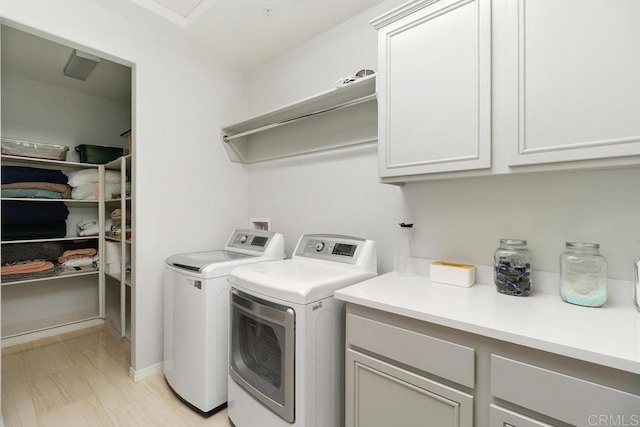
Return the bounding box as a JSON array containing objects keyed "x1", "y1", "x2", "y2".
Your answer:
[{"x1": 221, "y1": 74, "x2": 378, "y2": 163}]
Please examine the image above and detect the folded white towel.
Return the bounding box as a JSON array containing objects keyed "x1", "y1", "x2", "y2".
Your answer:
[
  {"x1": 71, "y1": 182, "x2": 120, "y2": 200},
  {"x1": 62, "y1": 255, "x2": 99, "y2": 267},
  {"x1": 77, "y1": 219, "x2": 99, "y2": 236},
  {"x1": 67, "y1": 169, "x2": 120, "y2": 187}
]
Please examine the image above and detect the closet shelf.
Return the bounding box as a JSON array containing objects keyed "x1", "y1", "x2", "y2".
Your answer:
[
  {"x1": 2, "y1": 236, "x2": 99, "y2": 244},
  {"x1": 221, "y1": 74, "x2": 377, "y2": 163},
  {"x1": 1, "y1": 154, "x2": 99, "y2": 169},
  {"x1": 1, "y1": 270, "x2": 99, "y2": 286},
  {"x1": 1, "y1": 197, "x2": 99, "y2": 204}
]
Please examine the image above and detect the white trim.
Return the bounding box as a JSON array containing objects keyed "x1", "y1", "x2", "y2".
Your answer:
[{"x1": 129, "y1": 362, "x2": 164, "y2": 382}]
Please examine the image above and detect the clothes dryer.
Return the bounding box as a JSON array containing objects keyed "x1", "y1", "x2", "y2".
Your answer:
[
  {"x1": 163, "y1": 229, "x2": 284, "y2": 415},
  {"x1": 227, "y1": 234, "x2": 377, "y2": 427}
]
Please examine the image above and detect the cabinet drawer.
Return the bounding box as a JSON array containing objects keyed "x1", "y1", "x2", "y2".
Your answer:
[
  {"x1": 347, "y1": 313, "x2": 474, "y2": 388},
  {"x1": 491, "y1": 355, "x2": 640, "y2": 425},
  {"x1": 490, "y1": 404, "x2": 553, "y2": 427}
]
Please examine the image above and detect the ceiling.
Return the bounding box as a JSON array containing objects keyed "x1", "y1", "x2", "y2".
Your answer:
[
  {"x1": 1, "y1": 0, "x2": 385, "y2": 103},
  {"x1": 87, "y1": 0, "x2": 387, "y2": 69},
  {"x1": 1, "y1": 26, "x2": 132, "y2": 104}
]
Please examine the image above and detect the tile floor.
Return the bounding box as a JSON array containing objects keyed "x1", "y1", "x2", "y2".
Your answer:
[{"x1": 1, "y1": 324, "x2": 232, "y2": 426}]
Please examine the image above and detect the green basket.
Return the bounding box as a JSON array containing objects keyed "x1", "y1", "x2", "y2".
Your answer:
[{"x1": 75, "y1": 144, "x2": 124, "y2": 164}]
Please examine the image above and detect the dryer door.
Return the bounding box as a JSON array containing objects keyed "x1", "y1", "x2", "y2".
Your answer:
[{"x1": 229, "y1": 289, "x2": 295, "y2": 422}]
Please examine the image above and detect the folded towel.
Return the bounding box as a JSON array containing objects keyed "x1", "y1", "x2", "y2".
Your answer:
[
  {"x1": 61, "y1": 255, "x2": 99, "y2": 268},
  {"x1": 71, "y1": 182, "x2": 120, "y2": 200},
  {"x1": 2, "y1": 182, "x2": 71, "y2": 198},
  {"x1": 1, "y1": 264, "x2": 62, "y2": 283},
  {"x1": 1, "y1": 260, "x2": 55, "y2": 275},
  {"x1": 77, "y1": 219, "x2": 99, "y2": 237},
  {"x1": 111, "y1": 182, "x2": 131, "y2": 199},
  {"x1": 1, "y1": 242, "x2": 64, "y2": 264},
  {"x1": 1, "y1": 188, "x2": 63, "y2": 199},
  {"x1": 67, "y1": 169, "x2": 120, "y2": 187},
  {"x1": 58, "y1": 249, "x2": 98, "y2": 263},
  {"x1": 2, "y1": 166, "x2": 68, "y2": 184}
]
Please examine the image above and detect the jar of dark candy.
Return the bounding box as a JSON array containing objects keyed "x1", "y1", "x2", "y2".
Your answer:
[{"x1": 494, "y1": 239, "x2": 532, "y2": 296}]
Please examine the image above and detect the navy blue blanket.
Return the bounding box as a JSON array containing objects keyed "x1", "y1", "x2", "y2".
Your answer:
[
  {"x1": 1, "y1": 221, "x2": 67, "y2": 240},
  {"x1": 2, "y1": 166, "x2": 68, "y2": 184},
  {"x1": 1, "y1": 201, "x2": 69, "y2": 225}
]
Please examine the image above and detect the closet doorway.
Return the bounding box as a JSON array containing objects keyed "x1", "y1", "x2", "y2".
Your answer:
[{"x1": 0, "y1": 23, "x2": 134, "y2": 362}]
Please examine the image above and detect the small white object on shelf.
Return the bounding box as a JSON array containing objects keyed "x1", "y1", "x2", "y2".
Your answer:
[{"x1": 430, "y1": 261, "x2": 476, "y2": 287}]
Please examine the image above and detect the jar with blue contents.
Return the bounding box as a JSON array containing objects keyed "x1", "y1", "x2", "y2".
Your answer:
[
  {"x1": 494, "y1": 239, "x2": 532, "y2": 296},
  {"x1": 560, "y1": 242, "x2": 607, "y2": 307}
]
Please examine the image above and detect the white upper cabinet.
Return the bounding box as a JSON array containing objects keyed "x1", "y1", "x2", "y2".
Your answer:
[
  {"x1": 506, "y1": 0, "x2": 640, "y2": 166},
  {"x1": 373, "y1": 0, "x2": 492, "y2": 181}
]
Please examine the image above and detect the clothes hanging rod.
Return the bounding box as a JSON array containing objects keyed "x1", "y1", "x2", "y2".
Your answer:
[{"x1": 223, "y1": 93, "x2": 377, "y2": 143}]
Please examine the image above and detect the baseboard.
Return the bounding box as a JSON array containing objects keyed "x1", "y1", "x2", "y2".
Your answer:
[{"x1": 129, "y1": 362, "x2": 163, "y2": 382}]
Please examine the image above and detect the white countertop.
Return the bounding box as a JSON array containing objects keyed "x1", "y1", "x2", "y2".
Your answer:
[{"x1": 334, "y1": 271, "x2": 640, "y2": 375}]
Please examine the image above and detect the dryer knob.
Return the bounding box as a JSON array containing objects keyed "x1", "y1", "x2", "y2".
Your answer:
[
  {"x1": 240, "y1": 235, "x2": 248, "y2": 244},
  {"x1": 315, "y1": 242, "x2": 325, "y2": 252}
]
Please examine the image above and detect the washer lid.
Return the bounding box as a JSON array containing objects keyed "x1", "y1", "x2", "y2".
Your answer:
[
  {"x1": 228, "y1": 259, "x2": 377, "y2": 304},
  {"x1": 167, "y1": 250, "x2": 254, "y2": 273}
]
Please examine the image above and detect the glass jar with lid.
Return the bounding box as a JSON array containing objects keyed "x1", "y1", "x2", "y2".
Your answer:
[
  {"x1": 494, "y1": 239, "x2": 532, "y2": 296},
  {"x1": 397, "y1": 222, "x2": 415, "y2": 276},
  {"x1": 559, "y1": 242, "x2": 607, "y2": 307}
]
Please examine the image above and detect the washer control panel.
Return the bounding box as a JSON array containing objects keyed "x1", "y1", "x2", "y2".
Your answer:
[
  {"x1": 227, "y1": 229, "x2": 274, "y2": 252},
  {"x1": 295, "y1": 234, "x2": 365, "y2": 264}
]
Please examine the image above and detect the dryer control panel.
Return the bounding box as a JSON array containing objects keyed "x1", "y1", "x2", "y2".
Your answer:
[{"x1": 295, "y1": 234, "x2": 367, "y2": 265}]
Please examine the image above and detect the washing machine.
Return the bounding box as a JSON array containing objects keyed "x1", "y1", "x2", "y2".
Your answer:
[
  {"x1": 227, "y1": 234, "x2": 377, "y2": 427},
  {"x1": 163, "y1": 229, "x2": 284, "y2": 415}
]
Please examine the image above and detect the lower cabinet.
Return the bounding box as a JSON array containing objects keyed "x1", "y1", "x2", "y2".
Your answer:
[
  {"x1": 345, "y1": 305, "x2": 475, "y2": 427},
  {"x1": 344, "y1": 303, "x2": 640, "y2": 427},
  {"x1": 491, "y1": 355, "x2": 640, "y2": 427},
  {"x1": 346, "y1": 349, "x2": 473, "y2": 427}
]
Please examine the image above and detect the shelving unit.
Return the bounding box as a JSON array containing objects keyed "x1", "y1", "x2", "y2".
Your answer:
[
  {"x1": 221, "y1": 74, "x2": 377, "y2": 163},
  {"x1": 1, "y1": 154, "x2": 104, "y2": 343},
  {"x1": 102, "y1": 154, "x2": 133, "y2": 340}
]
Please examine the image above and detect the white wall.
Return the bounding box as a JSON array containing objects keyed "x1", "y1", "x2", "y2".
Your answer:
[
  {"x1": 247, "y1": 0, "x2": 640, "y2": 281},
  {"x1": 0, "y1": 0, "x2": 249, "y2": 378},
  {"x1": 1, "y1": 73, "x2": 131, "y2": 162}
]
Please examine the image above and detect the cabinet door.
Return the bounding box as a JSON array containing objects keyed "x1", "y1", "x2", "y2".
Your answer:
[
  {"x1": 490, "y1": 405, "x2": 553, "y2": 427},
  {"x1": 373, "y1": 0, "x2": 491, "y2": 178},
  {"x1": 346, "y1": 349, "x2": 473, "y2": 427},
  {"x1": 506, "y1": 0, "x2": 640, "y2": 166}
]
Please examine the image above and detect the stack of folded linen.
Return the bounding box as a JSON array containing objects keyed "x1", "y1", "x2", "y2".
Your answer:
[
  {"x1": 58, "y1": 248, "x2": 99, "y2": 272},
  {"x1": 67, "y1": 169, "x2": 121, "y2": 200},
  {"x1": 1, "y1": 165, "x2": 71, "y2": 199},
  {"x1": 1, "y1": 241, "x2": 64, "y2": 283},
  {"x1": 1, "y1": 166, "x2": 71, "y2": 240},
  {"x1": 109, "y1": 208, "x2": 131, "y2": 240},
  {"x1": 1, "y1": 241, "x2": 98, "y2": 282}
]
